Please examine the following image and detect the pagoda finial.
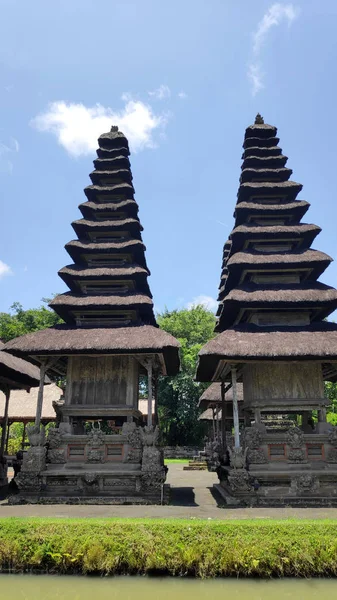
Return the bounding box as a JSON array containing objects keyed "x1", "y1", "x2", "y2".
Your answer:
[
  {"x1": 255, "y1": 113, "x2": 264, "y2": 125},
  {"x1": 110, "y1": 125, "x2": 119, "y2": 132}
]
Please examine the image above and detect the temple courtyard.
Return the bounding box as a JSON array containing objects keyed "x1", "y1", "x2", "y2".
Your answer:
[{"x1": 3, "y1": 462, "x2": 337, "y2": 519}]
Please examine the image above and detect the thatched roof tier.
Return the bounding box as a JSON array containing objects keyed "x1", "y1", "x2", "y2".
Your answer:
[
  {"x1": 242, "y1": 146, "x2": 282, "y2": 159},
  {"x1": 227, "y1": 248, "x2": 331, "y2": 268},
  {"x1": 0, "y1": 382, "x2": 61, "y2": 423},
  {"x1": 242, "y1": 155, "x2": 288, "y2": 169},
  {"x1": 89, "y1": 169, "x2": 133, "y2": 186},
  {"x1": 244, "y1": 123, "x2": 277, "y2": 139},
  {"x1": 84, "y1": 182, "x2": 135, "y2": 202},
  {"x1": 198, "y1": 381, "x2": 244, "y2": 408},
  {"x1": 4, "y1": 326, "x2": 180, "y2": 376},
  {"x1": 243, "y1": 136, "x2": 279, "y2": 149},
  {"x1": 59, "y1": 264, "x2": 149, "y2": 277},
  {"x1": 71, "y1": 218, "x2": 143, "y2": 239},
  {"x1": 230, "y1": 223, "x2": 321, "y2": 252},
  {"x1": 240, "y1": 167, "x2": 292, "y2": 184},
  {"x1": 93, "y1": 156, "x2": 130, "y2": 171},
  {"x1": 197, "y1": 322, "x2": 337, "y2": 381},
  {"x1": 217, "y1": 283, "x2": 337, "y2": 328},
  {"x1": 196, "y1": 321, "x2": 337, "y2": 381},
  {"x1": 79, "y1": 199, "x2": 139, "y2": 219},
  {"x1": 98, "y1": 128, "x2": 130, "y2": 151},
  {"x1": 97, "y1": 147, "x2": 130, "y2": 159},
  {"x1": 65, "y1": 239, "x2": 146, "y2": 264},
  {"x1": 237, "y1": 181, "x2": 303, "y2": 203},
  {"x1": 0, "y1": 342, "x2": 44, "y2": 390},
  {"x1": 234, "y1": 200, "x2": 310, "y2": 226},
  {"x1": 50, "y1": 292, "x2": 153, "y2": 308},
  {"x1": 50, "y1": 293, "x2": 155, "y2": 325}
]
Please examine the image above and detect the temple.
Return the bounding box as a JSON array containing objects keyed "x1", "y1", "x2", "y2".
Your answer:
[
  {"x1": 197, "y1": 115, "x2": 337, "y2": 506},
  {"x1": 4, "y1": 126, "x2": 180, "y2": 504}
]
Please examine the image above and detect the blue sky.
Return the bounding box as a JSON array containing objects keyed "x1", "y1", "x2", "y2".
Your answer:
[{"x1": 0, "y1": 0, "x2": 337, "y2": 316}]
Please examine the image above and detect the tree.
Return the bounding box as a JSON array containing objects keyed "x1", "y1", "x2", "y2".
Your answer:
[
  {"x1": 0, "y1": 300, "x2": 63, "y2": 343},
  {"x1": 157, "y1": 305, "x2": 216, "y2": 446}
]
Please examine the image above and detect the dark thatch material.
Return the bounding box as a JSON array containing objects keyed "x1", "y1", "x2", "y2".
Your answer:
[
  {"x1": 93, "y1": 156, "x2": 130, "y2": 171},
  {"x1": 59, "y1": 264, "x2": 150, "y2": 279},
  {"x1": 71, "y1": 218, "x2": 143, "y2": 237},
  {"x1": 97, "y1": 146, "x2": 130, "y2": 159},
  {"x1": 3, "y1": 326, "x2": 180, "y2": 376},
  {"x1": 243, "y1": 136, "x2": 279, "y2": 149},
  {"x1": 242, "y1": 146, "x2": 282, "y2": 159},
  {"x1": 196, "y1": 322, "x2": 337, "y2": 381},
  {"x1": 227, "y1": 248, "x2": 332, "y2": 268},
  {"x1": 89, "y1": 169, "x2": 133, "y2": 186},
  {"x1": 244, "y1": 123, "x2": 277, "y2": 139},
  {"x1": 217, "y1": 283, "x2": 337, "y2": 328},
  {"x1": 84, "y1": 183, "x2": 135, "y2": 202},
  {"x1": 98, "y1": 129, "x2": 129, "y2": 148},
  {"x1": 50, "y1": 293, "x2": 153, "y2": 308},
  {"x1": 65, "y1": 239, "x2": 145, "y2": 252},
  {"x1": 237, "y1": 181, "x2": 303, "y2": 203},
  {"x1": 0, "y1": 383, "x2": 60, "y2": 422},
  {"x1": 79, "y1": 199, "x2": 139, "y2": 219},
  {"x1": 240, "y1": 167, "x2": 292, "y2": 183},
  {"x1": 230, "y1": 223, "x2": 321, "y2": 252},
  {"x1": 242, "y1": 155, "x2": 288, "y2": 169},
  {"x1": 234, "y1": 201, "x2": 310, "y2": 226},
  {"x1": 0, "y1": 342, "x2": 44, "y2": 389}
]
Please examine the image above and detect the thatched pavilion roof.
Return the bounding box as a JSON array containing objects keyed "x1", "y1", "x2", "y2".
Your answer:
[
  {"x1": 0, "y1": 382, "x2": 60, "y2": 422},
  {"x1": 3, "y1": 325, "x2": 180, "y2": 376},
  {"x1": 0, "y1": 341, "x2": 44, "y2": 390}
]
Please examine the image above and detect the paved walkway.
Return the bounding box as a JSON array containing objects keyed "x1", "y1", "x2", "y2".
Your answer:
[{"x1": 2, "y1": 464, "x2": 337, "y2": 519}]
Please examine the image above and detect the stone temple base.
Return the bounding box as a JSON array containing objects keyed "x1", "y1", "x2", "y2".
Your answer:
[{"x1": 215, "y1": 467, "x2": 337, "y2": 507}]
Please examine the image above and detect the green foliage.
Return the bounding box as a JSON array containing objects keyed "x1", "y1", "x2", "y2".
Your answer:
[
  {"x1": 0, "y1": 301, "x2": 63, "y2": 343},
  {"x1": 325, "y1": 382, "x2": 337, "y2": 422},
  {"x1": 2, "y1": 518, "x2": 337, "y2": 577},
  {"x1": 157, "y1": 305, "x2": 216, "y2": 446}
]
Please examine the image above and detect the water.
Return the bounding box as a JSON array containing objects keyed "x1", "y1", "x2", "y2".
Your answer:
[{"x1": 1, "y1": 576, "x2": 337, "y2": 600}]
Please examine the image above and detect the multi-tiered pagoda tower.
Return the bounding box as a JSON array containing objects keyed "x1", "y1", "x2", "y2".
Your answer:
[
  {"x1": 197, "y1": 115, "x2": 337, "y2": 506},
  {"x1": 4, "y1": 126, "x2": 180, "y2": 504}
]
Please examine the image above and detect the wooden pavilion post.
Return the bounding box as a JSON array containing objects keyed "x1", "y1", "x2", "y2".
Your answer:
[
  {"x1": 216, "y1": 405, "x2": 220, "y2": 440},
  {"x1": 212, "y1": 406, "x2": 216, "y2": 439},
  {"x1": 5, "y1": 421, "x2": 10, "y2": 454},
  {"x1": 146, "y1": 359, "x2": 153, "y2": 427},
  {"x1": 21, "y1": 421, "x2": 27, "y2": 450},
  {"x1": 0, "y1": 385, "x2": 10, "y2": 456},
  {"x1": 221, "y1": 380, "x2": 226, "y2": 453},
  {"x1": 35, "y1": 360, "x2": 48, "y2": 428},
  {"x1": 231, "y1": 366, "x2": 240, "y2": 448}
]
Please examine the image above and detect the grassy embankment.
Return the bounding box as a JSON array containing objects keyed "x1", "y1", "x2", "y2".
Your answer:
[
  {"x1": 165, "y1": 459, "x2": 189, "y2": 464},
  {"x1": 1, "y1": 518, "x2": 337, "y2": 577}
]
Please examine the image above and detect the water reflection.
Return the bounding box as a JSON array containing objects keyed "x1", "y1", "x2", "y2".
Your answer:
[{"x1": 3, "y1": 575, "x2": 337, "y2": 600}]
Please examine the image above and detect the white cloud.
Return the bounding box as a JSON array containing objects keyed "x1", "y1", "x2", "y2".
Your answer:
[
  {"x1": 186, "y1": 295, "x2": 218, "y2": 312},
  {"x1": 248, "y1": 3, "x2": 299, "y2": 96},
  {"x1": 178, "y1": 91, "x2": 187, "y2": 100},
  {"x1": 148, "y1": 84, "x2": 171, "y2": 100},
  {"x1": 0, "y1": 137, "x2": 19, "y2": 174},
  {"x1": 31, "y1": 98, "x2": 169, "y2": 157},
  {"x1": 247, "y1": 63, "x2": 264, "y2": 97},
  {"x1": 0, "y1": 260, "x2": 12, "y2": 279}
]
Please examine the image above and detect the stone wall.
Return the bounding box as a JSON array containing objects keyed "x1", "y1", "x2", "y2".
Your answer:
[{"x1": 163, "y1": 446, "x2": 201, "y2": 459}]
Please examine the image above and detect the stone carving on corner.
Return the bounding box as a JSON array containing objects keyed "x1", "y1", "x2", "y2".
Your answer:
[
  {"x1": 85, "y1": 428, "x2": 105, "y2": 463},
  {"x1": 141, "y1": 425, "x2": 159, "y2": 446},
  {"x1": 140, "y1": 425, "x2": 166, "y2": 490},
  {"x1": 27, "y1": 424, "x2": 46, "y2": 447},
  {"x1": 15, "y1": 472, "x2": 41, "y2": 492},
  {"x1": 244, "y1": 427, "x2": 267, "y2": 464},
  {"x1": 228, "y1": 469, "x2": 252, "y2": 493},
  {"x1": 228, "y1": 446, "x2": 248, "y2": 469},
  {"x1": 287, "y1": 426, "x2": 306, "y2": 463},
  {"x1": 48, "y1": 449, "x2": 66, "y2": 464},
  {"x1": 122, "y1": 423, "x2": 142, "y2": 463},
  {"x1": 47, "y1": 428, "x2": 63, "y2": 449},
  {"x1": 329, "y1": 428, "x2": 337, "y2": 447}
]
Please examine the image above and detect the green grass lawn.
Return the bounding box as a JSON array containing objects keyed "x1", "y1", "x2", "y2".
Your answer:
[
  {"x1": 165, "y1": 458, "x2": 189, "y2": 464},
  {"x1": 1, "y1": 517, "x2": 337, "y2": 577}
]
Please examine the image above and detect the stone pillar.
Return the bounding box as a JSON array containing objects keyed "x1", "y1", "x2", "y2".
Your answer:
[
  {"x1": 231, "y1": 367, "x2": 240, "y2": 448},
  {"x1": 0, "y1": 386, "x2": 10, "y2": 456},
  {"x1": 318, "y1": 407, "x2": 327, "y2": 423},
  {"x1": 147, "y1": 360, "x2": 153, "y2": 427},
  {"x1": 216, "y1": 406, "x2": 220, "y2": 440},
  {"x1": 35, "y1": 361, "x2": 47, "y2": 427},
  {"x1": 212, "y1": 407, "x2": 216, "y2": 439},
  {"x1": 221, "y1": 381, "x2": 226, "y2": 452}
]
